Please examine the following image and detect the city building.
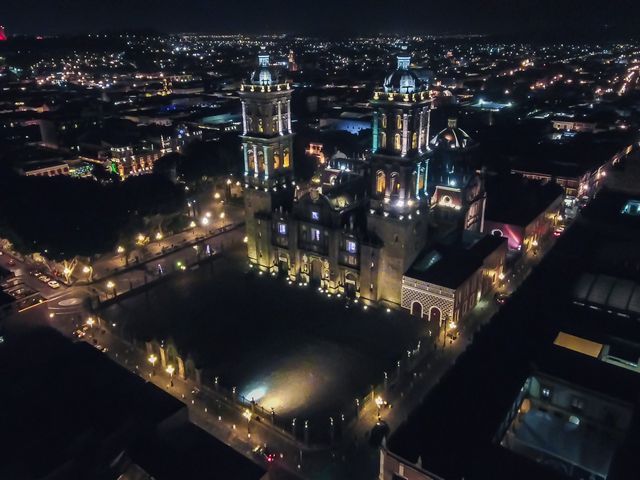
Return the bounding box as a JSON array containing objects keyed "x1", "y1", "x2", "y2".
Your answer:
[
  {"x1": 0, "y1": 328, "x2": 268, "y2": 480},
  {"x1": 21, "y1": 160, "x2": 70, "y2": 177},
  {"x1": 429, "y1": 118, "x2": 486, "y2": 234},
  {"x1": 482, "y1": 176, "x2": 563, "y2": 256},
  {"x1": 243, "y1": 50, "x2": 432, "y2": 306},
  {"x1": 380, "y1": 188, "x2": 640, "y2": 480},
  {"x1": 401, "y1": 232, "x2": 506, "y2": 326}
]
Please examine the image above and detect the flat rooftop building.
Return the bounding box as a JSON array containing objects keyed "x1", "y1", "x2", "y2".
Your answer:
[{"x1": 381, "y1": 188, "x2": 640, "y2": 480}]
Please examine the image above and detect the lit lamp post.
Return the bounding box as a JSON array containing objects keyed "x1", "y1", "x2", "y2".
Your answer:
[
  {"x1": 106, "y1": 280, "x2": 116, "y2": 298},
  {"x1": 148, "y1": 354, "x2": 158, "y2": 376},
  {"x1": 86, "y1": 317, "x2": 95, "y2": 339},
  {"x1": 116, "y1": 245, "x2": 127, "y2": 266},
  {"x1": 166, "y1": 364, "x2": 175, "y2": 387},
  {"x1": 375, "y1": 395, "x2": 384, "y2": 421},
  {"x1": 243, "y1": 408, "x2": 252, "y2": 437},
  {"x1": 448, "y1": 320, "x2": 457, "y2": 346},
  {"x1": 82, "y1": 265, "x2": 93, "y2": 282}
]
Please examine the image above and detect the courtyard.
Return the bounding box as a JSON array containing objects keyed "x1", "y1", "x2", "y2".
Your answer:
[{"x1": 101, "y1": 248, "x2": 429, "y2": 441}]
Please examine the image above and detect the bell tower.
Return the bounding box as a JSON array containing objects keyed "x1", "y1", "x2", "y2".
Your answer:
[
  {"x1": 240, "y1": 50, "x2": 295, "y2": 270},
  {"x1": 363, "y1": 50, "x2": 432, "y2": 305}
]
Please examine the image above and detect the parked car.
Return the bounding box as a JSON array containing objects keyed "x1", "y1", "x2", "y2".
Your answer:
[
  {"x1": 38, "y1": 276, "x2": 51, "y2": 283},
  {"x1": 48, "y1": 281, "x2": 60, "y2": 289},
  {"x1": 252, "y1": 445, "x2": 278, "y2": 464}
]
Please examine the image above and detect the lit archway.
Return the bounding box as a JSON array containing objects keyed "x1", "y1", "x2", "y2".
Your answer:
[
  {"x1": 411, "y1": 301, "x2": 423, "y2": 318},
  {"x1": 376, "y1": 170, "x2": 386, "y2": 195}
]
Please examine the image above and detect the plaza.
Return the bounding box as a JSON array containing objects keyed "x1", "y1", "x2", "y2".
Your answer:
[{"x1": 101, "y1": 247, "x2": 429, "y2": 440}]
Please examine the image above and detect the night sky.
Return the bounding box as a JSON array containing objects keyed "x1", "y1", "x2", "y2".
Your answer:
[{"x1": 1, "y1": 0, "x2": 638, "y2": 37}]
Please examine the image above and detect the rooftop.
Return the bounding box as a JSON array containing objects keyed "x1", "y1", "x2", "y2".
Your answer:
[
  {"x1": 406, "y1": 232, "x2": 506, "y2": 289},
  {"x1": 485, "y1": 174, "x2": 563, "y2": 226}
]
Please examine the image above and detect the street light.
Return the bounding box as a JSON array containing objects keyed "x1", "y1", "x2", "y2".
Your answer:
[
  {"x1": 82, "y1": 265, "x2": 94, "y2": 282},
  {"x1": 155, "y1": 232, "x2": 163, "y2": 240},
  {"x1": 116, "y1": 245, "x2": 125, "y2": 254},
  {"x1": 148, "y1": 354, "x2": 157, "y2": 375},
  {"x1": 189, "y1": 221, "x2": 197, "y2": 228},
  {"x1": 166, "y1": 364, "x2": 175, "y2": 387},
  {"x1": 86, "y1": 317, "x2": 95, "y2": 338},
  {"x1": 243, "y1": 408, "x2": 252, "y2": 436},
  {"x1": 375, "y1": 395, "x2": 384, "y2": 420},
  {"x1": 219, "y1": 212, "x2": 225, "y2": 219},
  {"x1": 106, "y1": 280, "x2": 116, "y2": 298},
  {"x1": 201, "y1": 217, "x2": 209, "y2": 226}
]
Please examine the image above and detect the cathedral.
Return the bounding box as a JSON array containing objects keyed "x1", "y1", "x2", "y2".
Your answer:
[{"x1": 241, "y1": 49, "x2": 487, "y2": 308}]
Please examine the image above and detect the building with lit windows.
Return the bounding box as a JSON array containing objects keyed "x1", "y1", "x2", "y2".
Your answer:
[
  {"x1": 242, "y1": 50, "x2": 433, "y2": 306},
  {"x1": 429, "y1": 118, "x2": 486, "y2": 234}
]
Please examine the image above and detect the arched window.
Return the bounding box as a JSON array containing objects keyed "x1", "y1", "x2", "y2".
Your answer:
[
  {"x1": 381, "y1": 114, "x2": 387, "y2": 129},
  {"x1": 394, "y1": 134, "x2": 401, "y2": 151},
  {"x1": 412, "y1": 132, "x2": 418, "y2": 149},
  {"x1": 418, "y1": 168, "x2": 425, "y2": 191},
  {"x1": 396, "y1": 114, "x2": 402, "y2": 130},
  {"x1": 376, "y1": 170, "x2": 386, "y2": 195},
  {"x1": 410, "y1": 171, "x2": 417, "y2": 196},
  {"x1": 411, "y1": 301, "x2": 423, "y2": 318},
  {"x1": 390, "y1": 172, "x2": 400, "y2": 195},
  {"x1": 273, "y1": 150, "x2": 280, "y2": 169},
  {"x1": 258, "y1": 118, "x2": 264, "y2": 133},
  {"x1": 248, "y1": 150, "x2": 256, "y2": 171},
  {"x1": 257, "y1": 150, "x2": 265, "y2": 172},
  {"x1": 283, "y1": 149, "x2": 290, "y2": 168},
  {"x1": 380, "y1": 131, "x2": 387, "y2": 149},
  {"x1": 429, "y1": 307, "x2": 441, "y2": 324}
]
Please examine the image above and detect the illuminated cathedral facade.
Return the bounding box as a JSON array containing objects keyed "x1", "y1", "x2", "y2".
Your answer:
[{"x1": 242, "y1": 50, "x2": 484, "y2": 307}]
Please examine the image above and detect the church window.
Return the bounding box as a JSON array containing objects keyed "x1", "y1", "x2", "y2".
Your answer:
[
  {"x1": 273, "y1": 150, "x2": 280, "y2": 169},
  {"x1": 381, "y1": 114, "x2": 387, "y2": 128},
  {"x1": 257, "y1": 150, "x2": 265, "y2": 172},
  {"x1": 278, "y1": 223, "x2": 287, "y2": 235},
  {"x1": 394, "y1": 134, "x2": 401, "y2": 151},
  {"x1": 412, "y1": 132, "x2": 418, "y2": 149},
  {"x1": 311, "y1": 228, "x2": 321, "y2": 242},
  {"x1": 376, "y1": 170, "x2": 386, "y2": 195},
  {"x1": 396, "y1": 114, "x2": 402, "y2": 129},
  {"x1": 418, "y1": 168, "x2": 425, "y2": 191},
  {"x1": 346, "y1": 240, "x2": 357, "y2": 254},
  {"x1": 390, "y1": 172, "x2": 400, "y2": 194},
  {"x1": 258, "y1": 118, "x2": 264, "y2": 133},
  {"x1": 311, "y1": 211, "x2": 320, "y2": 221},
  {"x1": 380, "y1": 131, "x2": 387, "y2": 149},
  {"x1": 248, "y1": 150, "x2": 256, "y2": 171},
  {"x1": 283, "y1": 149, "x2": 290, "y2": 168}
]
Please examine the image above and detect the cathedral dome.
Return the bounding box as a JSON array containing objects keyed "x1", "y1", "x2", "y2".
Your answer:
[
  {"x1": 383, "y1": 51, "x2": 425, "y2": 94},
  {"x1": 249, "y1": 52, "x2": 280, "y2": 86},
  {"x1": 430, "y1": 118, "x2": 474, "y2": 150}
]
